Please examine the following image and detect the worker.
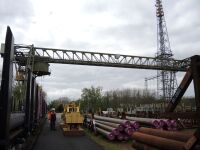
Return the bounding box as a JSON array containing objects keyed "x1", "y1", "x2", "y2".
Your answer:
[
  {"x1": 50, "y1": 108, "x2": 56, "y2": 130},
  {"x1": 48, "y1": 111, "x2": 51, "y2": 120}
]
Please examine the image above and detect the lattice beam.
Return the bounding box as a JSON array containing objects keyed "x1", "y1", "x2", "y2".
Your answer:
[{"x1": 14, "y1": 45, "x2": 190, "y2": 71}]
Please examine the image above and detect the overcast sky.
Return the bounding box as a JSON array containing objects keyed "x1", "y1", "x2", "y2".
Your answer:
[{"x1": 0, "y1": 0, "x2": 200, "y2": 101}]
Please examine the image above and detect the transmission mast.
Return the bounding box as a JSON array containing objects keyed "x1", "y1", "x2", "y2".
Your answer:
[{"x1": 155, "y1": 0, "x2": 177, "y2": 100}]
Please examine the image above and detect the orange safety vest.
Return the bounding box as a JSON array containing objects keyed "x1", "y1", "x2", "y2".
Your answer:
[{"x1": 48, "y1": 111, "x2": 51, "y2": 120}]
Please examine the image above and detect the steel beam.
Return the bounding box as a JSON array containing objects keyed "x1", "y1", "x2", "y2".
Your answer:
[
  {"x1": 34, "y1": 85, "x2": 39, "y2": 122},
  {"x1": 165, "y1": 68, "x2": 193, "y2": 112},
  {"x1": 42, "y1": 95, "x2": 46, "y2": 117},
  {"x1": 25, "y1": 68, "x2": 32, "y2": 135},
  {"x1": 0, "y1": 26, "x2": 14, "y2": 150},
  {"x1": 14, "y1": 45, "x2": 190, "y2": 71},
  {"x1": 191, "y1": 56, "x2": 200, "y2": 112},
  {"x1": 166, "y1": 55, "x2": 200, "y2": 113},
  {"x1": 30, "y1": 76, "x2": 36, "y2": 130}
]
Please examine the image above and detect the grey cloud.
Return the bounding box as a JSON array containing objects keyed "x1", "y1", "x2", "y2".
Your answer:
[
  {"x1": 0, "y1": 0, "x2": 33, "y2": 23},
  {"x1": 39, "y1": 62, "x2": 158, "y2": 100},
  {"x1": 82, "y1": 0, "x2": 153, "y2": 17},
  {"x1": 93, "y1": 23, "x2": 156, "y2": 55},
  {"x1": 0, "y1": 0, "x2": 34, "y2": 45},
  {"x1": 30, "y1": 32, "x2": 93, "y2": 51},
  {"x1": 88, "y1": 0, "x2": 200, "y2": 59},
  {"x1": 81, "y1": 1, "x2": 159, "y2": 57},
  {"x1": 45, "y1": 87, "x2": 82, "y2": 101},
  {"x1": 0, "y1": 0, "x2": 199, "y2": 101},
  {"x1": 59, "y1": 39, "x2": 94, "y2": 50},
  {"x1": 41, "y1": 62, "x2": 194, "y2": 101},
  {"x1": 82, "y1": 0, "x2": 111, "y2": 14},
  {"x1": 163, "y1": 0, "x2": 200, "y2": 59}
]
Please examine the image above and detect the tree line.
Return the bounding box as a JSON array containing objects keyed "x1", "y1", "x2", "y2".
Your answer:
[
  {"x1": 79, "y1": 86, "x2": 159, "y2": 113},
  {"x1": 12, "y1": 83, "x2": 47, "y2": 112},
  {"x1": 47, "y1": 86, "x2": 196, "y2": 113},
  {"x1": 79, "y1": 86, "x2": 196, "y2": 113},
  {"x1": 47, "y1": 97, "x2": 70, "y2": 112}
]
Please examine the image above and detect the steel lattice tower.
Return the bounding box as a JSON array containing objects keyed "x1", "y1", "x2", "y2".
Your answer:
[{"x1": 155, "y1": 0, "x2": 177, "y2": 100}]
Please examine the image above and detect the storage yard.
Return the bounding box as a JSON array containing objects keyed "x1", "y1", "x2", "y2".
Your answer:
[
  {"x1": 82, "y1": 114, "x2": 199, "y2": 150},
  {"x1": 0, "y1": 0, "x2": 200, "y2": 150}
]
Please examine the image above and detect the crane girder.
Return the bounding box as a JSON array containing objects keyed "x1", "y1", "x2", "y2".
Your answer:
[{"x1": 14, "y1": 44, "x2": 190, "y2": 71}]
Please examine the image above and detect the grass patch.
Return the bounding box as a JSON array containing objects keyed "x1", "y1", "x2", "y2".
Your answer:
[{"x1": 84, "y1": 129, "x2": 133, "y2": 150}]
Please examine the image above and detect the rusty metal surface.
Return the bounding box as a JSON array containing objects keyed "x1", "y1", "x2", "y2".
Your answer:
[
  {"x1": 132, "y1": 132, "x2": 185, "y2": 150},
  {"x1": 165, "y1": 56, "x2": 200, "y2": 127},
  {"x1": 191, "y1": 56, "x2": 200, "y2": 113},
  {"x1": 184, "y1": 136, "x2": 198, "y2": 150},
  {"x1": 166, "y1": 68, "x2": 192, "y2": 112},
  {"x1": 138, "y1": 127, "x2": 192, "y2": 142},
  {"x1": 132, "y1": 141, "x2": 159, "y2": 150}
]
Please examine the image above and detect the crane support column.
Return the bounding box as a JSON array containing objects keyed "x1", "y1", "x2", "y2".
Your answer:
[
  {"x1": 165, "y1": 68, "x2": 192, "y2": 112},
  {"x1": 166, "y1": 55, "x2": 200, "y2": 115},
  {"x1": 30, "y1": 76, "x2": 36, "y2": 130},
  {"x1": 34, "y1": 85, "x2": 39, "y2": 122},
  {"x1": 191, "y1": 55, "x2": 200, "y2": 112},
  {"x1": 0, "y1": 26, "x2": 14, "y2": 150},
  {"x1": 25, "y1": 68, "x2": 32, "y2": 135}
]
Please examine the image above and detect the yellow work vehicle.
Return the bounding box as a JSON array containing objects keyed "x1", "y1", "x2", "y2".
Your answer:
[{"x1": 61, "y1": 102, "x2": 84, "y2": 135}]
